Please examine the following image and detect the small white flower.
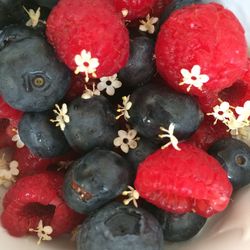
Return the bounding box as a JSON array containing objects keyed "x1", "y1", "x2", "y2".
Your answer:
[
  {"x1": 50, "y1": 103, "x2": 70, "y2": 131},
  {"x1": 121, "y1": 9, "x2": 129, "y2": 17},
  {"x1": 81, "y1": 83, "x2": 101, "y2": 99},
  {"x1": 122, "y1": 186, "x2": 140, "y2": 208},
  {"x1": 11, "y1": 130, "x2": 25, "y2": 148},
  {"x1": 23, "y1": 6, "x2": 45, "y2": 28},
  {"x1": 158, "y1": 123, "x2": 181, "y2": 151},
  {"x1": 235, "y1": 100, "x2": 250, "y2": 125},
  {"x1": 116, "y1": 95, "x2": 132, "y2": 121},
  {"x1": 29, "y1": 220, "x2": 53, "y2": 245},
  {"x1": 74, "y1": 50, "x2": 100, "y2": 82},
  {"x1": 0, "y1": 154, "x2": 19, "y2": 188},
  {"x1": 97, "y1": 74, "x2": 122, "y2": 96},
  {"x1": 113, "y1": 129, "x2": 140, "y2": 153},
  {"x1": 207, "y1": 102, "x2": 233, "y2": 124},
  {"x1": 231, "y1": 126, "x2": 250, "y2": 147},
  {"x1": 179, "y1": 65, "x2": 209, "y2": 92},
  {"x1": 139, "y1": 14, "x2": 159, "y2": 34}
]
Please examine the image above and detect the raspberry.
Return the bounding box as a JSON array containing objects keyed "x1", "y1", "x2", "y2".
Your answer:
[
  {"x1": 188, "y1": 116, "x2": 230, "y2": 150},
  {"x1": 1, "y1": 172, "x2": 84, "y2": 237},
  {"x1": 219, "y1": 59, "x2": 250, "y2": 107},
  {"x1": 46, "y1": 0, "x2": 129, "y2": 80},
  {"x1": 134, "y1": 143, "x2": 233, "y2": 218},
  {"x1": 155, "y1": 3, "x2": 248, "y2": 112},
  {"x1": 113, "y1": 0, "x2": 158, "y2": 20}
]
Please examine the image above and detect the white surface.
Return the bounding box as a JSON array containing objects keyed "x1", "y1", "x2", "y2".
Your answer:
[{"x1": 0, "y1": 1, "x2": 250, "y2": 250}]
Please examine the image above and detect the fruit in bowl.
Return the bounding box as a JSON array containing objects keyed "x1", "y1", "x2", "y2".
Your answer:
[{"x1": 0, "y1": 0, "x2": 250, "y2": 250}]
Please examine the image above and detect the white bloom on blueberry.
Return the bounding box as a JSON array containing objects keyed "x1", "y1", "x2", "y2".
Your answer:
[
  {"x1": 235, "y1": 100, "x2": 250, "y2": 125},
  {"x1": 81, "y1": 83, "x2": 100, "y2": 99},
  {"x1": 207, "y1": 101, "x2": 233, "y2": 124},
  {"x1": 11, "y1": 129, "x2": 25, "y2": 148},
  {"x1": 74, "y1": 50, "x2": 100, "y2": 82},
  {"x1": 97, "y1": 74, "x2": 122, "y2": 96},
  {"x1": 113, "y1": 128, "x2": 140, "y2": 153},
  {"x1": 0, "y1": 154, "x2": 19, "y2": 188},
  {"x1": 23, "y1": 6, "x2": 45, "y2": 28},
  {"x1": 158, "y1": 123, "x2": 181, "y2": 151},
  {"x1": 139, "y1": 14, "x2": 159, "y2": 34},
  {"x1": 122, "y1": 186, "x2": 140, "y2": 208},
  {"x1": 29, "y1": 220, "x2": 53, "y2": 245},
  {"x1": 116, "y1": 95, "x2": 132, "y2": 120},
  {"x1": 50, "y1": 103, "x2": 70, "y2": 131},
  {"x1": 179, "y1": 65, "x2": 209, "y2": 92}
]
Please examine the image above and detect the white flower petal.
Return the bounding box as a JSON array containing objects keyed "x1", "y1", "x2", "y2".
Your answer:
[
  {"x1": 127, "y1": 129, "x2": 137, "y2": 139},
  {"x1": 114, "y1": 137, "x2": 122, "y2": 147},
  {"x1": 139, "y1": 25, "x2": 148, "y2": 32},
  {"x1": 129, "y1": 140, "x2": 137, "y2": 149},
  {"x1": 112, "y1": 80, "x2": 122, "y2": 89},
  {"x1": 97, "y1": 81, "x2": 107, "y2": 91},
  {"x1": 199, "y1": 74, "x2": 209, "y2": 83},
  {"x1": 180, "y1": 69, "x2": 191, "y2": 78},
  {"x1": 220, "y1": 102, "x2": 230, "y2": 111},
  {"x1": 106, "y1": 86, "x2": 115, "y2": 96},
  {"x1": 121, "y1": 143, "x2": 129, "y2": 153},
  {"x1": 74, "y1": 55, "x2": 84, "y2": 66},
  {"x1": 118, "y1": 130, "x2": 128, "y2": 138},
  {"x1": 44, "y1": 226, "x2": 53, "y2": 234},
  {"x1": 191, "y1": 65, "x2": 201, "y2": 76}
]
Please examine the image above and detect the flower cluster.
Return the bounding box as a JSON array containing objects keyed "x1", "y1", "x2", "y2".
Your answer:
[
  {"x1": 122, "y1": 186, "x2": 140, "y2": 208},
  {"x1": 208, "y1": 100, "x2": 250, "y2": 134},
  {"x1": 50, "y1": 104, "x2": 70, "y2": 131},
  {"x1": 139, "y1": 14, "x2": 159, "y2": 34},
  {"x1": 81, "y1": 83, "x2": 100, "y2": 99},
  {"x1": 0, "y1": 153, "x2": 19, "y2": 188},
  {"x1": 116, "y1": 95, "x2": 132, "y2": 121}
]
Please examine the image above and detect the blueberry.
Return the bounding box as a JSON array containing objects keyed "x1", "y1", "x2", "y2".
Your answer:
[
  {"x1": 77, "y1": 202, "x2": 164, "y2": 250},
  {"x1": 208, "y1": 138, "x2": 250, "y2": 190},
  {"x1": 63, "y1": 96, "x2": 117, "y2": 153},
  {"x1": 126, "y1": 137, "x2": 159, "y2": 170},
  {"x1": 118, "y1": 36, "x2": 156, "y2": 89},
  {"x1": 35, "y1": 0, "x2": 58, "y2": 9},
  {"x1": 160, "y1": 0, "x2": 202, "y2": 25},
  {"x1": 0, "y1": 0, "x2": 25, "y2": 28},
  {"x1": 0, "y1": 25, "x2": 70, "y2": 112},
  {"x1": 63, "y1": 150, "x2": 131, "y2": 214},
  {"x1": 18, "y1": 111, "x2": 70, "y2": 158},
  {"x1": 129, "y1": 83, "x2": 203, "y2": 142},
  {"x1": 151, "y1": 208, "x2": 206, "y2": 242}
]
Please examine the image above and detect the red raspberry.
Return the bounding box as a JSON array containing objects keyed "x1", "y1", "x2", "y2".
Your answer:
[
  {"x1": 155, "y1": 3, "x2": 248, "y2": 112},
  {"x1": 113, "y1": 0, "x2": 157, "y2": 20},
  {"x1": 46, "y1": 0, "x2": 129, "y2": 80},
  {"x1": 188, "y1": 116, "x2": 230, "y2": 150},
  {"x1": 1, "y1": 172, "x2": 84, "y2": 237},
  {"x1": 219, "y1": 58, "x2": 250, "y2": 107},
  {"x1": 134, "y1": 143, "x2": 233, "y2": 218}
]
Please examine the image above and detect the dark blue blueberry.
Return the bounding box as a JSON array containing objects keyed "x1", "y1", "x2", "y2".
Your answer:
[
  {"x1": 118, "y1": 36, "x2": 156, "y2": 89},
  {"x1": 77, "y1": 202, "x2": 164, "y2": 250},
  {"x1": 208, "y1": 138, "x2": 250, "y2": 190},
  {"x1": 129, "y1": 83, "x2": 203, "y2": 142},
  {"x1": 0, "y1": 0, "x2": 25, "y2": 28},
  {"x1": 126, "y1": 137, "x2": 159, "y2": 170},
  {"x1": 151, "y1": 208, "x2": 207, "y2": 242},
  {"x1": 160, "y1": 0, "x2": 202, "y2": 25},
  {"x1": 35, "y1": 0, "x2": 58, "y2": 9},
  {"x1": 63, "y1": 150, "x2": 132, "y2": 214},
  {"x1": 63, "y1": 96, "x2": 117, "y2": 153},
  {"x1": 18, "y1": 111, "x2": 70, "y2": 158},
  {"x1": 0, "y1": 25, "x2": 70, "y2": 112}
]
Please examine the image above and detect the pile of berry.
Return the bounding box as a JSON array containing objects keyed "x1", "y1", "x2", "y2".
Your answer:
[{"x1": 0, "y1": 0, "x2": 250, "y2": 249}]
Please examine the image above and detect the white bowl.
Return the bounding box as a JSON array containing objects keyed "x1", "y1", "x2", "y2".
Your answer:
[{"x1": 0, "y1": 0, "x2": 250, "y2": 249}]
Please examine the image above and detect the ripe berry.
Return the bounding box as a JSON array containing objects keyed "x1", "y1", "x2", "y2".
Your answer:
[
  {"x1": 63, "y1": 96, "x2": 117, "y2": 153},
  {"x1": 129, "y1": 83, "x2": 203, "y2": 141},
  {"x1": 18, "y1": 111, "x2": 70, "y2": 158},
  {"x1": 46, "y1": 0, "x2": 129, "y2": 79},
  {"x1": 134, "y1": 142, "x2": 233, "y2": 218},
  {"x1": 0, "y1": 25, "x2": 71, "y2": 112},
  {"x1": 208, "y1": 138, "x2": 250, "y2": 191},
  {"x1": 63, "y1": 149, "x2": 131, "y2": 214},
  {"x1": 77, "y1": 202, "x2": 164, "y2": 250},
  {"x1": 118, "y1": 36, "x2": 156, "y2": 89},
  {"x1": 155, "y1": 3, "x2": 248, "y2": 112},
  {"x1": 152, "y1": 209, "x2": 207, "y2": 241}
]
